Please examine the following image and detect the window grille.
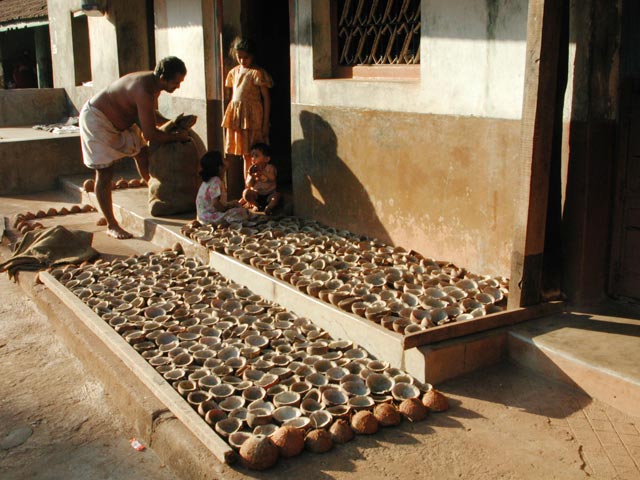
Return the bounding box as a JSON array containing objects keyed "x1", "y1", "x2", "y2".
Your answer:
[{"x1": 335, "y1": 0, "x2": 420, "y2": 66}]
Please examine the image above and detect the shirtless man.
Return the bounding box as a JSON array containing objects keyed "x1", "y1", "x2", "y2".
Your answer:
[{"x1": 79, "y1": 56, "x2": 189, "y2": 239}]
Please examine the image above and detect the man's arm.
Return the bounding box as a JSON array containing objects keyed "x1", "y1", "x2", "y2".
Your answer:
[{"x1": 137, "y1": 92, "x2": 188, "y2": 143}]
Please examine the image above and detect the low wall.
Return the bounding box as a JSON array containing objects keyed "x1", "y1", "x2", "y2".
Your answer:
[
  {"x1": 0, "y1": 89, "x2": 69, "y2": 127},
  {"x1": 0, "y1": 132, "x2": 84, "y2": 194},
  {"x1": 291, "y1": 105, "x2": 521, "y2": 277}
]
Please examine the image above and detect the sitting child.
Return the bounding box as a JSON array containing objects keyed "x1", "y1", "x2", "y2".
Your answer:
[
  {"x1": 242, "y1": 142, "x2": 281, "y2": 214},
  {"x1": 196, "y1": 151, "x2": 248, "y2": 224}
]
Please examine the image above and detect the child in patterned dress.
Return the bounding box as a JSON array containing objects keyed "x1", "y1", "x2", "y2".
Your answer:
[
  {"x1": 196, "y1": 151, "x2": 248, "y2": 225},
  {"x1": 222, "y1": 37, "x2": 273, "y2": 177}
]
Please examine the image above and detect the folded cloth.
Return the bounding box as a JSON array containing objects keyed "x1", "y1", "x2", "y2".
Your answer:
[
  {"x1": 79, "y1": 101, "x2": 146, "y2": 169},
  {"x1": 0, "y1": 226, "x2": 99, "y2": 280}
]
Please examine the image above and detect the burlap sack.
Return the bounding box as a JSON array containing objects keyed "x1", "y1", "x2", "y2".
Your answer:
[{"x1": 148, "y1": 115, "x2": 203, "y2": 217}]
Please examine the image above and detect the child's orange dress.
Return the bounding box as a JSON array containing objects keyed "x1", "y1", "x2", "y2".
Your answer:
[{"x1": 222, "y1": 66, "x2": 273, "y2": 155}]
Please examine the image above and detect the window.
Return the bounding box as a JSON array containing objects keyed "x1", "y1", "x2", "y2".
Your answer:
[
  {"x1": 332, "y1": 0, "x2": 420, "y2": 79},
  {"x1": 71, "y1": 12, "x2": 92, "y2": 86}
]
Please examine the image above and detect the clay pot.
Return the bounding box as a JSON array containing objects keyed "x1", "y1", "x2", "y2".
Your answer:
[
  {"x1": 271, "y1": 426, "x2": 304, "y2": 458},
  {"x1": 305, "y1": 429, "x2": 333, "y2": 453},
  {"x1": 398, "y1": 398, "x2": 428, "y2": 422},
  {"x1": 373, "y1": 402, "x2": 401, "y2": 427},
  {"x1": 422, "y1": 387, "x2": 449, "y2": 412},
  {"x1": 329, "y1": 418, "x2": 354, "y2": 444},
  {"x1": 83, "y1": 179, "x2": 95, "y2": 192},
  {"x1": 239, "y1": 434, "x2": 279, "y2": 470},
  {"x1": 351, "y1": 410, "x2": 379, "y2": 435}
]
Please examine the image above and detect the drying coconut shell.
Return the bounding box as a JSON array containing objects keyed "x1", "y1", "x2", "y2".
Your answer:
[
  {"x1": 96, "y1": 217, "x2": 108, "y2": 226},
  {"x1": 305, "y1": 429, "x2": 333, "y2": 453},
  {"x1": 115, "y1": 178, "x2": 128, "y2": 189},
  {"x1": 19, "y1": 223, "x2": 32, "y2": 234},
  {"x1": 69, "y1": 205, "x2": 82, "y2": 214},
  {"x1": 31, "y1": 222, "x2": 44, "y2": 230},
  {"x1": 398, "y1": 398, "x2": 428, "y2": 422},
  {"x1": 172, "y1": 242, "x2": 184, "y2": 254},
  {"x1": 329, "y1": 419, "x2": 354, "y2": 444},
  {"x1": 46, "y1": 207, "x2": 58, "y2": 217},
  {"x1": 81, "y1": 204, "x2": 95, "y2": 213},
  {"x1": 271, "y1": 426, "x2": 304, "y2": 458},
  {"x1": 24, "y1": 212, "x2": 36, "y2": 220},
  {"x1": 422, "y1": 388, "x2": 449, "y2": 412},
  {"x1": 83, "y1": 179, "x2": 95, "y2": 192},
  {"x1": 374, "y1": 402, "x2": 401, "y2": 427},
  {"x1": 35, "y1": 210, "x2": 46, "y2": 218},
  {"x1": 239, "y1": 434, "x2": 279, "y2": 471},
  {"x1": 58, "y1": 207, "x2": 70, "y2": 216},
  {"x1": 351, "y1": 410, "x2": 379, "y2": 435}
]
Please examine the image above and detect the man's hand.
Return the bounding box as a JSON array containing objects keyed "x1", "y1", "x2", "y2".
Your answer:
[{"x1": 174, "y1": 131, "x2": 190, "y2": 143}]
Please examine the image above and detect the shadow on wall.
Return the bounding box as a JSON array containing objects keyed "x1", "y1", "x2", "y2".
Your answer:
[{"x1": 292, "y1": 110, "x2": 391, "y2": 244}]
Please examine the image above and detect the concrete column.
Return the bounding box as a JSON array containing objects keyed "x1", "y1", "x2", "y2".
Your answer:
[
  {"x1": 508, "y1": 0, "x2": 567, "y2": 308},
  {"x1": 34, "y1": 26, "x2": 53, "y2": 88}
]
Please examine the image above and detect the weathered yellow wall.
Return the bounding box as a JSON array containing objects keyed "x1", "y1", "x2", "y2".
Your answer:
[{"x1": 291, "y1": 105, "x2": 520, "y2": 277}]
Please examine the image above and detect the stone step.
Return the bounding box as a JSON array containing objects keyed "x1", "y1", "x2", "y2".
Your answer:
[{"x1": 507, "y1": 311, "x2": 640, "y2": 418}]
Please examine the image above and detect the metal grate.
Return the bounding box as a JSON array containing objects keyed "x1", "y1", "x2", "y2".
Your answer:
[{"x1": 336, "y1": 0, "x2": 421, "y2": 66}]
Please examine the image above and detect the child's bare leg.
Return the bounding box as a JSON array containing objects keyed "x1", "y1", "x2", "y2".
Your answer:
[
  {"x1": 134, "y1": 146, "x2": 150, "y2": 182},
  {"x1": 94, "y1": 166, "x2": 133, "y2": 239},
  {"x1": 243, "y1": 189, "x2": 259, "y2": 211},
  {"x1": 264, "y1": 192, "x2": 281, "y2": 215}
]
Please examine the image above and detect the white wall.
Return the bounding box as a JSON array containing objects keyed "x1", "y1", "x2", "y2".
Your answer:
[
  {"x1": 154, "y1": 0, "x2": 207, "y2": 101},
  {"x1": 292, "y1": 0, "x2": 530, "y2": 120}
]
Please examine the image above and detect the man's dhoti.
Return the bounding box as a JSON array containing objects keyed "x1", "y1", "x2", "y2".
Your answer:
[{"x1": 79, "y1": 101, "x2": 146, "y2": 169}]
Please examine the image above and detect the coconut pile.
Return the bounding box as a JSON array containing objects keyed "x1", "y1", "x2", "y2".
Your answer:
[
  {"x1": 182, "y1": 216, "x2": 509, "y2": 336},
  {"x1": 53, "y1": 248, "x2": 450, "y2": 470}
]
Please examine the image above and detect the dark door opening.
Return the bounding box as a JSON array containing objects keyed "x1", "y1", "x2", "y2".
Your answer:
[
  {"x1": 241, "y1": 0, "x2": 292, "y2": 187},
  {"x1": 609, "y1": 0, "x2": 640, "y2": 300}
]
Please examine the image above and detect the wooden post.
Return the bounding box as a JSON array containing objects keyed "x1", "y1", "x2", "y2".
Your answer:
[{"x1": 508, "y1": 0, "x2": 565, "y2": 308}]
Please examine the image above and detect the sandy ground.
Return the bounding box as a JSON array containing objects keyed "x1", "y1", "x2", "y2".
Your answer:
[{"x1": 2, "y1": 268, "x2": 625, "y2": 480}]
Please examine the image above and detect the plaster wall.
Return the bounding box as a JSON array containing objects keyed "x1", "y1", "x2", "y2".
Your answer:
[
  {"x1": 48, "y1": 0, "x2": 119, "y2": 111},
  {"x1": 155, "y1": 0, "x2": 222, "y2": 148},
  {"x1": 292, "y1": 105, "x2": 520, "y2": 277},
  {"x1": 293, "y1": 0, "x2": 529, "y2": 119},
  {"x1": 0, "y1": 89, "x2": 68, "y2": 126}
]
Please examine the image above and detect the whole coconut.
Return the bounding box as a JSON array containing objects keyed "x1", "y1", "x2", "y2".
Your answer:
[
  {"x1": 351, "y1": 410, "x2": 379, "y2": 435},
  {"x1": 422, "y1": 388, "x2": 449, "y2": 412},
  {"x1": 374, "y1": 402, "x2": 402, "y2": 427},
  {"x1": 329, "y1": 419, "x2": 354, "y2": 444},
  {"x1": 305, "y1": 429, "x2": 333, "y2": 453},
  {"x1": 399, "y1": 398, "x2": 428, "y2": 422},
  {"x1": 83, "y1": 179, "x2": 95, "y2": 192},
  {"x1": 271, "y1": 426, "x2": 305, "y2": 458},
  {"x1": 239, "y1": 434, "x2": 279, "y2": 470}
]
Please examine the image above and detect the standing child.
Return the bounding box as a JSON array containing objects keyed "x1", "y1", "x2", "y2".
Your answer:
[
  {"x1": 242, "y1": 143, "x2": 281, "y2": 215},
  {"x1": 196, "y1": 151, "x2": 248, "y2": 225},
  {"x1": 222, "y1": 37, "x2": 273, "y2": 177}
]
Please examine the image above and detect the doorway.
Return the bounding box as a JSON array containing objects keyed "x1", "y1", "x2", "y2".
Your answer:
[
  {"x1": 241, "y1": 0, "x2": 292, "y2": 186},
  {"x1": 609, "y1": 0, "x2": 640, "y2": 300}
]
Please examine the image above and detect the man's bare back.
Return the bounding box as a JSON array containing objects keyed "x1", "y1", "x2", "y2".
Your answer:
[{"x1": 91, "y1": 72, "x2": 157, "y2": 131}]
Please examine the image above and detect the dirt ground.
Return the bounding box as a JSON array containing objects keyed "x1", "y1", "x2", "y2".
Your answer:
[{"x1": 3, "y1": 270, "x2": 637, "y2": 480}]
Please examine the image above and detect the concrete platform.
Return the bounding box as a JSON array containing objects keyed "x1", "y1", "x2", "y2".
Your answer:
[
  {"x1": 6, "y1": 183, "x2": 640, "y2": 415},
  {"x1": 508, "y1": 307, "x2": 640, "y2": 418}
]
